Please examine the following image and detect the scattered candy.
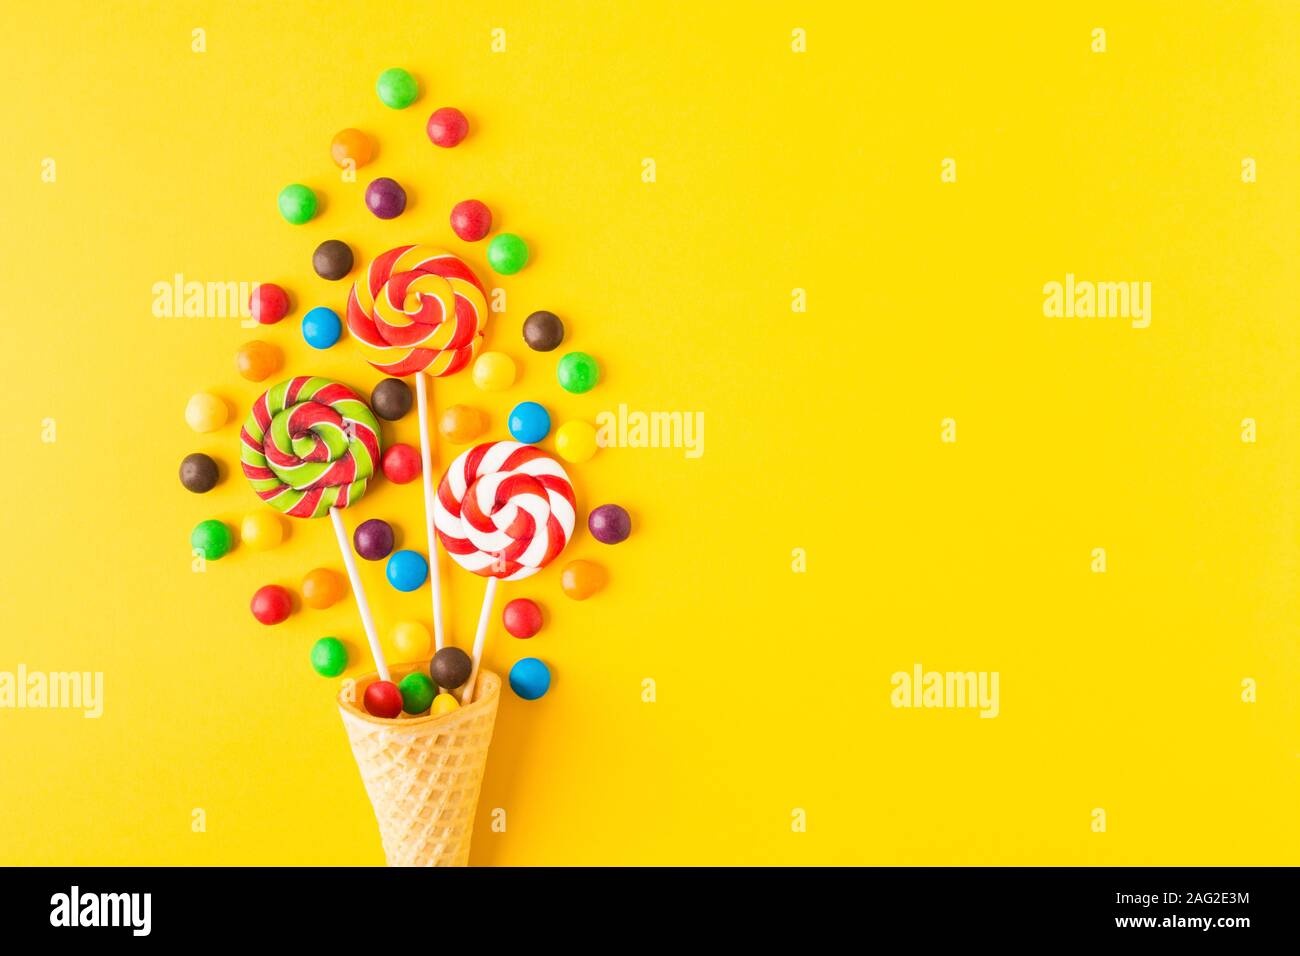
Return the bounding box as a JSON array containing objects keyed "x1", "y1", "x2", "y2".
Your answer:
[
  {"x1": 487, "y1": 233, "x2": 529, "y2": 275},
  {"x1": 430, "y1": 646, "x2": 473, "y2": 689},
  {"x1": 310, "y1": 637, "x2": 348, "y2": 677},
  {"x1": 302, "y1": 568, "x2": 346, "y2": 609},
  {"x1": 330, "y1": 128, "x2": 373, "y2": 169},
  {"x1": 588, "y1": 504, "x2": 631, "y2": 544},
  {"x1": 381, "y1": 443, "x2": 421, "y2": 484},
  {"x1": 392, "y1": 621, "x2": 431, "y2": 659},
  {"x1": 179, "y1": 453, "x2": 219, "y2": 493},
  {"x1": 376, "y1": 68, "x2": 418, "y2": 109},
  {"x1": 363, "y1": 680, "x2": 403, "y2": 718},
  {"x1": 509, "y1": 658, "x2": 551, "y2": 700},
  {"x1": 508, "y1": 401, "x2": 551, "y2": 444},
  {"x1": 277, "y1": 184, "x2": 317, "y2": 224},
  {"x1": 302, "y1": 306, "x2": 342, "y2": 349},
  {"x1": 249, "y1": 283, "x2": 290, "y2": 325},
  {"x1": 185, "y1": 392, "x2": 228, "y2": 433},
  {"x1": 250, "y1": 584, "x2": 292, "y2": 625},
  {"x1": 503, "y1": 598, "x2": 543, "y2": 639},
  {"x1": 235, "y1": 340, "x2": 282, "y2": 382},
  {"x1": 313, "y1": 239, "x2": 354, "y2": 281},
  {"x1": 353, "y1": 519, "x2": 394, "y2": 561},
  {"x1": 450, "y1": 199, "x2": 491, "y2": 241},
  {"x1": 522, "y1": 310, "x2": 564, "y2": 352},
  {"x1": 426, "y1": 107, "x2": 468, "y2": 147},
  {"x1": 399, "y1": 672, "x2": 437, "y2": 714},
  {"x1": 431, "y1": 693, "x2": 460, "y2": 716},
  {"x1": 386, "y1": 550, "x2": 428, "y2": 592},
  {"x1": 561, "y1": 559, "x2": 606, "y2": 600},
  {"x1": 191, "y1": 519, "x2": 232, "y2": 559},
  {"x1": 557, "y1": 352, "x2": 599, "y2": 394},
  {"x1": 438, "y1": 404, "x2": 487, "y2": 442},
  {"x1": 472, "y1": 352, "x2": 515, "y2": 391},
  {"x1": 371, "y1": 378, "x2": 413, "y2": 421},
  {"x1": 555, "y1": 420, "x2": 598, "y2": 462},
  {"x1": 365, "y1": 177, "x2": 406, "y2": 219},
  {"x1": 241, "y1": 511, "x2": 284, "y2": 550}
]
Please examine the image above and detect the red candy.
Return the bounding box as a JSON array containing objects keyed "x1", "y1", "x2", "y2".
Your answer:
[
  {"x1": 426, "y1": 107, "x2": 468, "y2": 148},
  {"x1": 250, "y1": 584, "x2": 292, "y2": 625},
  {"x1": 503, "y1": 598, "x2": 543, "y2": 639},
  {"x1": 249, "y1": 284, "x2": 289, "y2": 325},
  {"x1": 381, "y1": 443, "x2": 421, "y2": 484},
  {"x1": 450, "y1": 200, "x2": 491, "y2": 242},
  {"x1": 364, "y1": 680, "x2": 403, "y2": 718}
]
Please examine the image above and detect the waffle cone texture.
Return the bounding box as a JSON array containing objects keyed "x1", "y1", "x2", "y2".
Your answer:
[{"x1": 339, "y1": 666, "x2": 500, "y2": 866}]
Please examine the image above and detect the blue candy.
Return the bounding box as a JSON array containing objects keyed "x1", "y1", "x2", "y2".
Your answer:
[
  {"x1": 507, "y1": 401, "x2": 551, "y2": 444},
  {"x1": 509, "y1": 657, "x2": 551, "y2": 700},
  {"x1": 302, "y1": 306, "x2": 342, "y2": 349},
  {"x1": 385, "y1": 549, "x2": 428, "y2": 592}
]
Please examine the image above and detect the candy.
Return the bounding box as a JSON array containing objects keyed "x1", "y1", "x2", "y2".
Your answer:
[
  {"x1": 363, "y1": 680, "x2": 403, "y2": 718},
  {"x1": 509, "y1": 658, "x2": 551, "y2": 700},
  {"x1": 430, "y1": 646, "x2": 473, "y2": 688},
  {"x1": 185, "y1": 392, "x2": 227, "y2": 433},
  {"x1": 431, "y1": 693, "x2": 460, "y2": 715},
  {"x1": 250, "y1": 584, "x2": 292, "y2": 625},
  {"x1": 386, "y1": 550, "x2": 428, "y2": 591},
  {"x1": 557, "y1": 352, "x2": 599, "y2": 393},
  {"x1": 347, "y1": 246, "x2": 488, "y2": 376},
  {"x1": 522, "y1": 310, "x2": 564, "y2": 351},
  {"x1": 235, "y1": 340, "x2": 282, "y2": 382},
  {"x1": 241, "y1": 511, "x2": 284, "y2": 550},
  {"x1": 278, "y1": 184, "x2": 317, "y2": 224},
  {"x1": 365, "y1": 177, "x2": 407, "y2": 219},
  {"x1": 310, "y1": 637, "x2": 348, "y2": 677},
  {"x1": 503, "y1": 598, "x2": 543, "y2": 639},
  {"x1": 439, "y1": 404, "x2": 487, "y2": 443},
  {"x1": 381, "y1": 443, "x2": 421, "y2": 484},
  {"x1": 434, "y1": 441, "x2": 576, "y2": 580},
  {"x1": 353, "y1": 518, "x2": 394, "y2": 560},
  {"x1": 392, "y1": 621, "x2": 431, "y2": 659},
  {"x1": 302, "y1": 306, "x2": 342, "y2": 349},
  {"x1": 240, "y1": 377, "x2": 381, "y2": 518},
  {"x1": 508, "y1": 401, "x2": 551, "y2": 444},
  {"x1": 471, "y1": 352, "x2": 515, "y2": 391},
  {"x1": 249, "y1": 283, "x2": 290, "y2": 325},
  {"x1": 561, "y1": 560, "x2": 606, "y2": 600},
  {"x1": 398, "y1": 672, "x2": 436, "y2": 714},
  {"x1": 588, "y1": 504, "x2": 631, "y2": 544},
  {"x1": 371, "y1": 378, "x2": 413, "y2": 420},
  {"x1": 426, "y1": 107, "x2": 468, "y2": 147},
  {"x1": 450, "y1": 200, "x2": 491, "y2": 242},
  {"x1": 555, "y1": 420, "x2": 598, "y2": 462},
  {"x1": 313, "y1": 240, "x2": 354, "y2": 281},
  {"x1": 179, "y1": 453, "x2": 219, "y2": 493},
  {"x1": 190, "y1": 519, "x2": 232, "y2": 559},
  {"x1": 302, "y1": 568, "x2": 346, "y2": 608},
  {"x1": 487, "y1": 233, "x2": 529, "y2": 275},
  {"x1": 376, "y1": 68, "x2": 418, "y2": 109},
  {"x1": 330, "y1": 128, "x2": 373, "y2": 169}
]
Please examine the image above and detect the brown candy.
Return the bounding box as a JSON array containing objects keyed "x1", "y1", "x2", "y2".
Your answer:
[
  {"x1": 179, "y1": 453, "x2": 219, "y2": 493},
  {"x1": 312, "y1": 239, "x2": 354, "y2": 281},
  {"x1": 371, "y1": 378, "x2": 412, "y2": 421},
  {"x1": 430, "y1": 646, "x2": 473, "y2": 689},
  {"x1": 522, "y1": 310, "x2": 564, "y2": 352}
]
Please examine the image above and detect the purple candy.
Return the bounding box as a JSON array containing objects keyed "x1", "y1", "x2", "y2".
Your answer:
[
  {"x1": 365, "y1": 177, "x2": 406, "y2": 219},
  {"x1": 587, "y1": 504, "x2": 631, "y2": 545},
  {"x1": 353, "y1": 518, "x2": 395, "y2": 560}
]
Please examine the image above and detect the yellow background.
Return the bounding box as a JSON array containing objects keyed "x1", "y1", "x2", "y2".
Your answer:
[{"x1": 1, "y1": 1, "x2": 1297, "y2": 865}]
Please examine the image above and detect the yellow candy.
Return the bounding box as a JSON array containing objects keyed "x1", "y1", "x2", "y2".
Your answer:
[
  {"x1": 471, "y1": 351, "x2": 516, "y2": 391},
  {"x1": 185, "y1": 392, "x2": 228, "y2": 433},
  {"x1": 241, "y1": 511, "x2": 284, "y2": 550},
  {"x1": 555, "y1": 420, "x2": 598, "y2": 462},
  {"x1": 431, "y1": 693, "x2": 460, "y2": 716},
  {"x1": 392, "y1": 621, "x2": 432, "y2": 660}
]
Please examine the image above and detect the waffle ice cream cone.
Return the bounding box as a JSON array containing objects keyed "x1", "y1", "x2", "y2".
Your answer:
[{"x1": 339, "y1": 665, "x2": 501, "y2": 867}]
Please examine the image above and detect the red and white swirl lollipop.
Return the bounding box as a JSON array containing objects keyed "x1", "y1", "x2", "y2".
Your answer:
[{"x1": 435, "y1": 441, "x2": 576, "y2": 700}]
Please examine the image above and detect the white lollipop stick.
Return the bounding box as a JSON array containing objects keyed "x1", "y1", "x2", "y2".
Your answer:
[
  {"x1": 460, "y1": 577, "x2": 498, "y2": 704},
  {"x1": 414, "y1": 372, "x2": 446, "y2": 653},
  {"x1": 329, "y1": 506, "x2": 390, "y2": 683}
]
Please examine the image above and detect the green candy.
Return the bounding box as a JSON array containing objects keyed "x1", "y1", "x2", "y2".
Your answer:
[
  {"x1": 376, "y1": 68, "x2": 418, "y2": 109},
  {"x1": 487, "y1": 233, "x2": 529, "y2": 275},
  {"x1": 190, "y1": 519, "x2": 232, "y2": 560},
  {"x1": 277, "y1": 184, "x2": 317, "y2": 225},
  {"x1": 398, "y1": 672, "x2": 436, "y2": 714},
  {"x1": 557, "y1": 352, "x2": 599, "y2": 394},
  {"x1": 310, "y1": 637, "x2": 348, "y2": 678}
]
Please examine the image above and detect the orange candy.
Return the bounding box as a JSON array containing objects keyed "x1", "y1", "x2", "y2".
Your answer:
[
  {"x1": 330, "y1": 128, "x2": 374, "y2": 169},
  {"x1": 560, "y1": 560, "x2": 606, "y2": 600},
  {"x1": 235, "y1": 340, "x2": 282, "y2": 382},
  {"x1": 302, "y1": 568, "x2": 346, "y2": 609},
  {"x1": 439, "y1": 404, "x2": 487, "y2": 443}
]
